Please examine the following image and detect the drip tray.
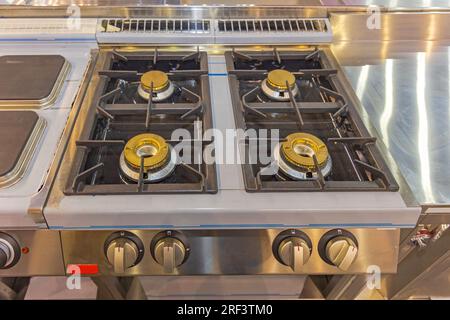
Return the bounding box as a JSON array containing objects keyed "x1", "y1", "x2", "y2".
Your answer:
[
  {"x1": 0, "y1": 55, "x2": 70, "y2": 109},
  {"x1": 0, "y1": 111, "x2": 46, "y2": 188}
]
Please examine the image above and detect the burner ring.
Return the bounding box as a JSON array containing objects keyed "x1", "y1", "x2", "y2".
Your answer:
[
  {"x1": 281, "y1": 133, "x2": 329, "y2": 170},
  {"x1": 273, "y1": 133, "x2": 332, "y2": 180},
  {"x1": 119, "y1": 146, "x2": 177, "y2": 183},
  {"x1": 123, "y1": 133, "x2": 169, "y2": 171}
]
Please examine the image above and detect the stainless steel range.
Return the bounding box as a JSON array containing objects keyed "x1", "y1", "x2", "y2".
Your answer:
[
  {"x1": 44, "y1": 45, "x2": 418, "y2": 276},
  {"x1": 225, "y1": 49, "x2": 399, "y2": 192},
  {"x1": 66, "y1": 49, "x2": 217, "y2": 195},
  {"x1": 0, "y1": 7, "x2": 423, "y2": 286}
]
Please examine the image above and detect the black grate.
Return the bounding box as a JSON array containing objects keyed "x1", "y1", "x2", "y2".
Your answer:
[
  {"x1": 217, "y1": 19, "x2": 328, "y2": 33},
  {"x1": 100, "y1": 19, "x2": 211, "y2": 33},
  {"x1": 225, "y1": 48, "x2": 399, "y2": 192}
]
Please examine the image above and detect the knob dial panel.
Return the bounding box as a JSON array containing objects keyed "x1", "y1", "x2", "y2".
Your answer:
[
  {"x1": 104, "y1": 231, "x2": 144, "y2": 273},
  {"x1": 272, "y1": 229, "x2": 312, "y2": 272},
  {"x1": 318, "y1": 229, "x2": 359, "y2": 271},
  {"x1": 150, "y1": 230, "x2": 190, "y2": 273},
  {"x1": 0, "y1": 232, "x2": 21, "y2": 269}
]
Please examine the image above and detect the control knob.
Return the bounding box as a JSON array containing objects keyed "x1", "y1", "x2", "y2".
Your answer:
[
  {"x1": 0, "y1": 232, "x2": 21, "y2": 269},
  {"x1": 319, "y1": 229, "x2": 358, "y2": 271},
  {"x1": 104, "y1": 231, "x2": 144, "y2": 274},
  {"x1": 273, "y1": 230, "x2": 312, "y2": 272},
  {"x1": 150, "y1": 231, "x2": 190, "y2": 273}
]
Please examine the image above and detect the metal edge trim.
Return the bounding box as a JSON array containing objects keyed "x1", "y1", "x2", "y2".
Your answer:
[
  {"x1": 27, "y1": 50, "x2": 100, "y2": 225},
  {"x1": 0, "y1": 59, "x2": 71, "y2": 109}
]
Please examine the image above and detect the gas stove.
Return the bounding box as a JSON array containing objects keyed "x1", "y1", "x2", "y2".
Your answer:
[
  {"x1": 225, "y1": 49, "x2": 399, "y2": 192},
  {"x1": 65, "y1": 49, "x2": 217, "y2": 195},
  {"x1": 39, "y1": 44, "x2": 420, "y2": 277}
]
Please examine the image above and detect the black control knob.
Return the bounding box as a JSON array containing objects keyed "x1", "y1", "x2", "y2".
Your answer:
[
  {"x1": 0, "y1": 232, "x2": 21, "y2": 269},
  {"x1": 104, "y1": 231, "x2": 144, "y2": 274},
  {"x1": 319, "y1": 229, "x2": 359, "y2": 271},
  {"x1": 150, "y1": 231, "x2": 190, "y2": 273},
  {"x1": 272, "y1": 230, "x2": 312, "y2": 272}
]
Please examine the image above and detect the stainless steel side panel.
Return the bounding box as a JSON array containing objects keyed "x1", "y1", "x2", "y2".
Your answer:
[
  {"x1": 331, "y1": 12, "x2": 450, "y2": 210},
  {"x1": 61, "y1": 228, "x2": 399, "y2": 275},
  {"x1": 0, "y1": 230, "x2": 65, "y2": 276}
]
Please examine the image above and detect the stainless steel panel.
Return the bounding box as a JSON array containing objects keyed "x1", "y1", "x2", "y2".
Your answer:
[
  {"x1": 61, "y1": 228, "x2": 399, "y2": 275},
  {"x1": 331, "y1": 12, "x2": 450, "y2": 42},
  {"x1": 381, "y1": 229, "x2": 450, "y2": 299},
  {"x1": 0, "y1": 0, "x2": 323, "y2": 6},
  {"x1": 0, "y1": 230, "x2": 65, "y2": 276},
  {"x1": 0, "y1": 5, "x2": 329, "y2": 19},
  {"x1": 333, "y1": 39, "x2": 450, "y2": 206},
  {"x1": 324, "y1": 0, "x2": 450, "y2": 8}
]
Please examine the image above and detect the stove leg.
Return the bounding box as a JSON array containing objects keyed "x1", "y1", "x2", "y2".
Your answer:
[
  {"x1": 92, "y1": 276, "x2": 146, "y2": 300},
  {"x1": 0, "y1": 277, "x2": 30, "y2": 300}
]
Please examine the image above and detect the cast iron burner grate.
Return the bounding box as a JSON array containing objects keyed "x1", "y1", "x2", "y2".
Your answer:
[
  {"x1": 225, "y1": 48, "x2": 399, "y2": 192},
  {"x1": 65, "y1": 49, "x2": 217, "y2": 195}
]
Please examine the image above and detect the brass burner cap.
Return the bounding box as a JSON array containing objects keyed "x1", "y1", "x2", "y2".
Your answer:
[
  {"x1": 267, "y1": 69, "x2": 296, "y2": 91},
  {"x1": 140, "y1": 70, "x2": 169, "y2": 92},
  {"x1": 281, "y1": 133, "x2": 329, "y2": 170},
  {"x1": 123, "y1": 133, "x2": 169, "y2": 171}
]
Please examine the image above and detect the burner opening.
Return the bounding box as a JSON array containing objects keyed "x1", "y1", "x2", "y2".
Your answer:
[
  {"x1": 120, "y1": 133, "x2": 177, "y2": 184},
  {"x1": 293, "y1": 143, "x2": 315, "y2": 158},
  {"x1": 136, "y1": 144, "x2": 158, "y2": 158},
  {"x1": 274, "y1": 132, "x2": 333, "y2": 181}
]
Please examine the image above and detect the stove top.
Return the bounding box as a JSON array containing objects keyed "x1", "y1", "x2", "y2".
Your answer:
[
  {"x1": 225, "y1": 49, "x2": 399, "y2": 192},
  {"x1": 0, "y1": 55, "x2": 70, "y2": 109},
  {"x1": 0, "y1": 111, "x2": 46, "y2": 188},
  {"x1": 65, "y1": 49, "x2": 217, "y2": 195}
]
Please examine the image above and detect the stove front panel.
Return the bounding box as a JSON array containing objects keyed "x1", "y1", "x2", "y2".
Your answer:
[
  {"x1": 61, "y1": 228, "x2": 399, "y2": 276},
  {"x1": 0, "y1": 230, "x2": 65, "y2": 276}
]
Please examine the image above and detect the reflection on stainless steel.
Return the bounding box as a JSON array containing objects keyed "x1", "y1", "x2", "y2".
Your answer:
[
  {"x1": 331, "y1": 13, "x2": 450, "y2": 42},
  {"x1": 61, "y1": 228, "x2": 400, "y2": 275},
  {"x1": 337, "y1": 0, "x2": 450, "y2": 8},
  {"x1": 333, "y1": 40, "x2": 450, "y2": 205},
  {"x1": 356, "y1": 64, "x2": 369, "y2": 99},
  {"x1": 0, "y1": 230, "x2": 65, "y2": 276},
  {"x1": 0, "y1": 0, "x2": 323, "y2": 5},
  {"x1": 0, "y1": 3, "x2": 329, "y2": 19},
  {"x1": 416, "y1": 52, "x2": 434, "y2": 203},
  {"x1": 380, "y1": 59, "x2": 393, "y2": 149}
]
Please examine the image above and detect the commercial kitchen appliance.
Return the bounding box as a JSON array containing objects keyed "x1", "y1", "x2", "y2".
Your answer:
[{"x1": 1, "y1": 3, "x2": 439, "y2": 299}]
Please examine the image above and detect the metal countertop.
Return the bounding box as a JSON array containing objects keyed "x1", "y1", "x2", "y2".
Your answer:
[{"x1": 332, "y1": 23, "x2": 450, "y2": 205}]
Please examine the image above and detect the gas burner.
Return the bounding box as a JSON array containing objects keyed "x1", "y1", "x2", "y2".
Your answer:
[
  {"x1": 261, "y1": 69, "x2": 299, "y2": 101},
  {"x1": 274, "y1": 133, "x2": 332, "y2": 180},
  {"x1": 227, "y1": 48, "x2": 399, "y2": 192},
  {"x1": 119, "y1": 133, "x2": 177, "y2": 183},
  {"x1": 137, "y1": 70, "x2": 175, "y2": 102},
  {"x1": 67, "y1": 49, "x2": 217, "y2": 195}
]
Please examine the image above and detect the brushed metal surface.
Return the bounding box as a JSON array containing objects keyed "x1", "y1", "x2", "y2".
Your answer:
[
  {"x1": 0, "y1": 230, "x2": 65, "y2": 276},
  {"x1": 61, "y1": 228, "x2": 400, "y2": 275},
  {"x1": 331, "y1": 13, "x2": 450, "y2": 207},
  {"x1": 0, "y1": 5, "x2": 329, "y2": 19}
]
